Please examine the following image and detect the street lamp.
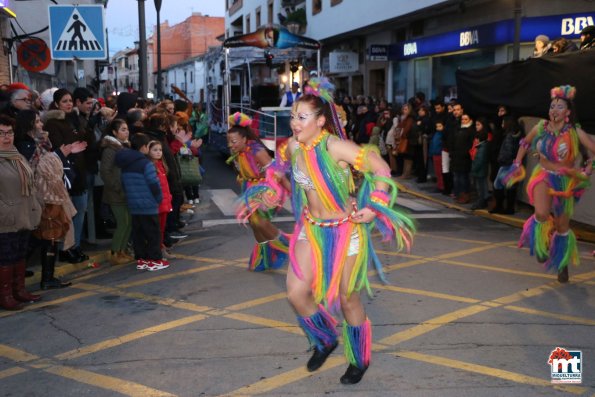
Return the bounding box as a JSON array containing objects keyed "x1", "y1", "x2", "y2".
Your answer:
[
  {"x1": 154, "y1": 0, "x2": 162, "y2": 99},
  {"x1": 137, "y1": 0, "x2": 148, "y2": 98}
]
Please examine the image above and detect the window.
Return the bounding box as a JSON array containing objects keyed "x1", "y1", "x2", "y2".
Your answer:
[
  {"x1": 246, "y1": 14, "x2": 251, "y2": 33},
  {"x1": 256, "y1": 7, "x2": 261, "y2": 27},
  {"x1": 267, "y1": 0, "x2": 273, "y2": 24},
  {"x1": 312, "y1": 0, "x2": 322, "y2": 15},
  {"x1": 190, "y1": 71, "x2": 193, "y2": 83}
]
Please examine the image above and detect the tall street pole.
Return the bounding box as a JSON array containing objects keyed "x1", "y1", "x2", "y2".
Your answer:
[
  {"x1": 138, "y1": 0, "x2": 148, "y2": 98},
  {"x1": 155, "y1": 0, "x2": 162, "y2": 99}
]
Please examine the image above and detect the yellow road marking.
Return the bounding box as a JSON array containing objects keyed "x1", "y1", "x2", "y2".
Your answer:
[
  {"x1": 0, "y1": 291, "x2": 97, "y2": 318},
  {"x1": 171, "y1": 254, "x2": 226, "y2": 264},
  {"x1": 396, "y1": 350, "x2": 587, "y2": 395},
  {"x1": 223, "y1": 312, "x2": 303, "y2": 336},
  {"x1": 173, "y1": 235, "x2": 217, "y2": 247},
  {"x1": 384, "y1": 258, "x2": 430, "y2": 272},
  {"x1": 116, "y1": 263, "x2": 225, "y2": 288},
  {"x1": 492, "y1": 282, "x2": 558, "y2": 305},
  {"x1": 0, "y1": 344, "x2": 39, "y2": 362},
  {"x1": 375, "y1": 249, "x2": 425, "y2": 259},
  {"x1": 0, "y1": 367, "x2": 27, "y2": 380},
  {"x1": 415, "y1": 232, "x2": 493, "y2": 245},
  {"x1": 370, "y1": 283, "x2": 481, "y2": 304},
  {"x1": 434, "y1": 241, "x2": 517, "y2": 260},
  {"x1": 55, "y1": 313, "x2": 207, "y2": 360},
  {"x1": 572, "y1": 269, "x2": 595, "y2": 282},
  {"x1": 438, "y1": 259, "x2": 556, "y2": 279},
  {"x1": 225, "y1": 356, "x2": 345, "y2": 396},
  {"x1": 43, "y1": 365, "x2": 177, "y2": 397},
  {"x1": 225, "y1": 292, "x2": 287, "y2": 311},
  {"x1": 378, "y1": 304, "x2": 493, "y2": 346},
  {"x1": 504, "y1": 305, "x2": 595, "y2": 325}
]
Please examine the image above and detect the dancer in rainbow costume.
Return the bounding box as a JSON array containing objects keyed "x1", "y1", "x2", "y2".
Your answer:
[
  {"x1": 237, "y1": 79, "x2": 415, "y2": 384},
  {"x1": 498, "y1": 85, "x2": 595, "y2": 283},
  {"x1": 226, "y1": 112, "x2": 290, "y2": 271}
]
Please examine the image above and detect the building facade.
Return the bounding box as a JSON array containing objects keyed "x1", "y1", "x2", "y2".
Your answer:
[{"x1": 225, "y1": 0, "x2": 594, "y2": 104}]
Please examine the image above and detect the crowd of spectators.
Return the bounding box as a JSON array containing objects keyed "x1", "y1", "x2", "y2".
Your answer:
[{"x1": 0, "y1": 82, "x2": 207, "y2": 310}]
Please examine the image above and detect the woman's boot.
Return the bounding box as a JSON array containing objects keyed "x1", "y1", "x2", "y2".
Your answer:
[
  {"x1": 489, "y1": 189, "x2": 505, "y2": 214},
  {"x1": 341, "y1": 318, "x2": 371, "y2": 384},
  {"x1": 0, "y1": 266, "x2": 23, "y2": 311},
  {"x1": 503, "y1": 188, "x2": 517, "y2": 214},
  {"x1": 545, "y1": 231, "x2": 578, "y2": 283},
  {"x1": 12, "y1": 260, "x2": 41, "y2": 302},
  {"x1": 40, "y1": 242, "x2": 72, "y2": 290}
]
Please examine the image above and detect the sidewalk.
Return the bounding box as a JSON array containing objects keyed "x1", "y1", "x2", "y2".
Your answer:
[{"x1": 394, "y1": 177, "x2": 595, "y2": 244}]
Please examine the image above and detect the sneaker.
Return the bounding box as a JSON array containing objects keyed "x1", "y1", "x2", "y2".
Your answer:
[
  {"x1": 183, "y1": 208, "x2": 194, "y2": 215},
  {"x1": 136, "y1": 259, "x2": 148, "y2": 270},
  {"x1": 146, "y1": 260, "x2": 169, "y2": 271},
  {"x1": 169, "y1": 231, "x2": 188, "y2": 239}
]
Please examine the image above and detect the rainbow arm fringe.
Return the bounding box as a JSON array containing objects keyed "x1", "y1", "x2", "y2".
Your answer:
[
  {"x1": 494, "y1": 162, "x2": 526, "y2": 189},
  {"x1": 236, "y1": 165, "x2": 290, "y2": 222},
  {"x1": 356, "y1": 171, "x2": 416, "y2": 251}
]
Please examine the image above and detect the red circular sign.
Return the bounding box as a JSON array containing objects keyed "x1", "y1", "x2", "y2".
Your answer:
[{"x1": 17, "y1": 38, "x2": 51, "y2": 72}]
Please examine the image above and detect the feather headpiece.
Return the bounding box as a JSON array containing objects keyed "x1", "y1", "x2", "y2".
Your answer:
[
  {"x1": 304, "y1": 77, "x2": 335, "y2": 104},
  {"x1": 551, "y1": 85, "x2": 576, "y2": 101},
  {"x1": 228, "y1": 112, "x2": 252, "y2": 128}
]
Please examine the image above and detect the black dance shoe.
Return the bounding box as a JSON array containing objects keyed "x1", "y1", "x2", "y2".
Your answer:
[
  {"x1": 340, "y1": 364, "x2": 368, "y2": 385},
  {"x1": 306, "y1": 341, "x2": 338, "y2": 372},
  {"x1": 558, "y1": 267, "x2": 569, "y2": 283}
]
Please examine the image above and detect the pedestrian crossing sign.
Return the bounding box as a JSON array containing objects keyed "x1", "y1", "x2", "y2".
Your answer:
[{"x1": 48, "y1": 5, "x2": 106, "y2": 60}]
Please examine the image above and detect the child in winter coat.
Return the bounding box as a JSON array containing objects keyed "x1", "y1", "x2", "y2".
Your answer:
[
  {"x1": 490, "y1": 116, "x2": 523, "y2": 214},
  {"x1": 148, "y1": 140, "x2": 173, "y2": 255},
  {"x1": 429, "y1": 120, "x2": 445, "y2": 192},
  {"x1": 115, "y1": 133, "x2": 168, "y2": 271},
  {"x1": 470, "y1": 118, "x2": 490, "y2": 210}
]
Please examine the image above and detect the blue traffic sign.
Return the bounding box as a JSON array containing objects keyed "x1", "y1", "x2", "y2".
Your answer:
[{"x1": 48, "y1": 5, "x2": 106, "y2": 60}]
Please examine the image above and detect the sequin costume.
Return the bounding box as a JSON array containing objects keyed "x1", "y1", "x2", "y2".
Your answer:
[
  {"x1": 518, "y1": 120, "x2": 589, "y2": 272},
  {"x1": 227, "y1": 140, "x2": 289, "y2": 271}
]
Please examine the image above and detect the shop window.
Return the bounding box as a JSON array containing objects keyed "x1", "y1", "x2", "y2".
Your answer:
[{"x1": 312, "y1": 0, "x2": 322, "y2": 15}]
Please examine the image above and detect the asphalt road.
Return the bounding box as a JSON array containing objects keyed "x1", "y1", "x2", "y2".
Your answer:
[{"x1": 1, "y1": 145, "x2": 594, "y2": 397}]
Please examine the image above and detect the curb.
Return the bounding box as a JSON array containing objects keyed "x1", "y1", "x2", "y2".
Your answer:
[
  {"x1": 25, "y1": 251, "x2": 109, "y2": 288},
  {"x1": 395, "y1": 181, "x2": 595, "y2": 244}
]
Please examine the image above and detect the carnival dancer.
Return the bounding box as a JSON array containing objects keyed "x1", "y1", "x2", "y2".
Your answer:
[
  {"x1": 237, "y1": 79, "x2": 415, "y2": 384},
  {"x1": 498, "y1": 85, "x2": 595, "y2": 283},
  {"x1": 226, "y1": 112, "x2": 290, "y2": 271}
]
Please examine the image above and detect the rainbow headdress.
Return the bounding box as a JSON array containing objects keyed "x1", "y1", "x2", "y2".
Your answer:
[
  {"x1": 248, "y1": 232, "x2": 290, "y2": 272},
  {"x1": 304, "y1": 78, "x2": 347, "y2": 140}
]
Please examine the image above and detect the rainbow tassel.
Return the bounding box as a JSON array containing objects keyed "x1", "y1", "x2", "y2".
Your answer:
[
  {"x1": 248, "y1": 233, "x2": 290, "y2": 272},
  {"x1": 297, "y1": 305, "x2": 338, "y2": 351},
  {"x1": 343, "y1": 318, "x2": 371, "y2": 370},
  {"x1": 544, "y1": 231, "x2": 579, "y2": 273},
  {"x1": 519, "y1": 215, "x2": 553, "y2": 263}
]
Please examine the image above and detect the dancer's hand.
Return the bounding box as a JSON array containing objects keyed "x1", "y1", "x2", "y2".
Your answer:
[{"x1": 351, "y1": 207, "x2": 376, "y2": 223}]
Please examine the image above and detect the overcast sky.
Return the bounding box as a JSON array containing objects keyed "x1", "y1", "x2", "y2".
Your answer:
[{"x1": 106, "y1": 0, "x2": 225, "y2": 56}]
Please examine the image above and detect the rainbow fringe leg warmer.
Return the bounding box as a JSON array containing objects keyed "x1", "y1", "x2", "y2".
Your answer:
[
  {"x1": 519, "y1": 215, "x2": 553, "y2": 263},
  {"x1": 343, "y1": 318, "x2": 372, "y2": 370},
  {"x1": 544, "y1": 231, "x2": 579, "y2": 273},
  {"x1": 248, "y1": 232, "x2": 290, "y2": 272},
  {"x1": 297, "y1": 304, "x2": 338, "y2": 352}
]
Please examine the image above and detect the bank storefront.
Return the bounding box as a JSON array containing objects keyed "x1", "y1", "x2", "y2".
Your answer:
[{"x1": 388, "y1": 11, "x2": 594, "y2": 105}]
